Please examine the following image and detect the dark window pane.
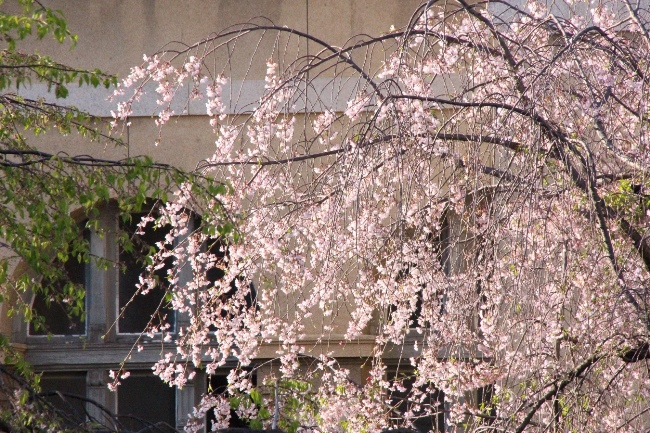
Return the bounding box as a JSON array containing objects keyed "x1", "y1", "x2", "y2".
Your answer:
[
  {"x1": 30, "y1": 228, "x2": 88, "y2": 336},
  {"x1": 388, "y1": 370, "x2": 445, "y2": 432},
  {"x1": 388, "y1": 264, "x2": 424, "y2": 329},
  {"x1": 205, "y1": 237, "x2": 257, "y2": 320},
  {"x1": 388, "y1": 220, "x2": 449, "y2": 329},
  {"x1": 39, "y1": 371, "x2": 87, "y2": 426},
  {"x1": 118, "y1": 214, "x2": 175, "y2": 333},
  {"x1": 117, "y1": 371, "x2": 176, "y2": 432},
  {"x1": 435, "y1": 217, "x2": 451, "y2": 275},
  {"x1": 472, "y1": 385, "x2": 496, "y2": 427},
  {"x1": 206, "y1": 372, "x2": 257, "y2": 430}
]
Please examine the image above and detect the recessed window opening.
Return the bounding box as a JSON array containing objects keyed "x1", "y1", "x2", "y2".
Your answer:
[
  {"x1": 388, "y1": 217, "x2": 450, "y2": 329},
  {"x1": 387, "y1": 369, "x2": 446, "y2": 432},
  {"x1": 117, "y1": 212, "x2": 175, "y2": 335},
  {"x1": 206, "y1": 371, "x2": 257, "y2": 430},
  {"x1": 198, "y1": 227, "x2": 257, "y2": 332},
  {"x1": 117, "y1": 370, "x2": 176, "y2": 432},
  {"x1": 38, "y1": 371, "x2": 88, "y2": 427},
  {"x1": 29, "y1": 226, "x2": 89, "y2": 336}
]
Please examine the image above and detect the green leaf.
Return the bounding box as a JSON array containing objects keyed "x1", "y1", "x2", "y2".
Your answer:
[
  {"x1": 250, "y1": 388, "x2": 263, "y2": 406},
  {"x1": 54, "y1": 84, "x2": 68, "y2": 98},
  {"x1": 90, "y1": 74, "x2": 100, "y2": 87}
]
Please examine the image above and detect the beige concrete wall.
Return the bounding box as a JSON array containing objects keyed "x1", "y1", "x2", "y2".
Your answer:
[
  {"x1": 27, "y1": 1, "x2": 420, "y2": 77},
  {"x1": 2, "y1": 0, "x2": 431, "y2": 350},
  {"x1": 5, "y1": 0, "x2": 424, "y2": 166},
  {"x1": 8, "y1": 0, "x2": 420, "y2": 105}
]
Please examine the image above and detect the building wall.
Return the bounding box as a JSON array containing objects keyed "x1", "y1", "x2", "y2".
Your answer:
[
  {"x1": 1, "y1": 1, "x2": 424, "y2": 431},
  {"x1": 11, "y1": 0, "x2": 422, "y2": 167}
]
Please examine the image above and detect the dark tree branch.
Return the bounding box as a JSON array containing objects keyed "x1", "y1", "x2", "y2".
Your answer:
[{"x1": 514, "y1": 354, "x2": 604, "y2": 433}]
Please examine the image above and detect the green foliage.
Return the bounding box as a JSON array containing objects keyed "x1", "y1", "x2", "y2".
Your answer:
[
  {"x1": 0, "y1": 0, "x2": 229, "y2": 349},
  {"x1": 0, "y1": 0, "x2": 116, "y2": 96},
  {"x1": 220, "y1": 377, "x2": 319, "y2": 433},
  {"x1": 0, "y1": 4, "x2": 233, "y2": 429},
  {"x1": 603, "y1": 179, "x2": 650, "y2": 221},
  {"x1": 0, "y1": 0, "x2": 76, "y2": 49}
]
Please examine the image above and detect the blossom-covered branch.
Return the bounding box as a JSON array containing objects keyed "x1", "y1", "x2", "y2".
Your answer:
[{"x1": 115, "y1": 0, "x2": 650, "y2": 431}]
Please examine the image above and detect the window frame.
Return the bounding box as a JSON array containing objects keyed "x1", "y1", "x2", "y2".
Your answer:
[
  {"x1": 115, "y1": 210, "x2": 177, "y2": 336},
  {"x1": 386, "y1": 367, "x2": 447, "y2": 432},
  {"x1": 116, "y1": 369, "x2": 178, "y2": 432},
  {"x1": 27, "y1": 223, "x2": 90, "y2": 338}
]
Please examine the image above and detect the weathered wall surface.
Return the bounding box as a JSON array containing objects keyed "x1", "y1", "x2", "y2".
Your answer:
[
  {"x1": 0, "y1": 2, "x2": 424, "y2": 430},
  {"x1": 6, "y1": 0, "x2": 421, "y2": 164}
]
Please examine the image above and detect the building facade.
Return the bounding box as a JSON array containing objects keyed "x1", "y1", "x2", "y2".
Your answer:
[{"x1": 2, "y1": 1, "x2": 426, "y2": 431}]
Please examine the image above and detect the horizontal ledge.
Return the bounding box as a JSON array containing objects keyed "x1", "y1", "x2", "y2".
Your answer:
[{"x1": 14, "y1": 74, "x2": 460, "y2": 118}]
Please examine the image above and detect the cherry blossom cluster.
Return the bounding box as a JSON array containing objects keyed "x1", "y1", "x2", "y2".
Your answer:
[{"x1": 113, "y1": 0, "x2": 650, "y2": 431}]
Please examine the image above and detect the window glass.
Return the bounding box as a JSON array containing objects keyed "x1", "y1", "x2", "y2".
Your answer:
[
  {"x1": 389, "y1": 264, "x2": 424, "y2": 328},
  {"x1": 206, "y1": 372, "x2": 257, "y2": 430},
  {"x1": 118, "y1": 213, "x2": 175, "y2": 334},
  {"x1": 29, "y1": 228, "x2": 88, "y2": 336},
  {"x1": 468, "y1": 385, "x2": 496, "y2": 428},
  {"x1": 203, "y1": 237, "x2": 256, "y2": 333},
  {"x1": 117, "y1": 371, "x2": 176, "y2": 432},
  {"x1": 388, "y1": 370, "x2": 445, "y2": 432},
  {"x1": 206, "y1": 237, "x2": 257, "y2": 313},
  {"x1": 389, "y1": 219, "x2": 450, "y2": 329},
  {"x1": 39, "y1": 371, "x2": 87, "y2": 425}
]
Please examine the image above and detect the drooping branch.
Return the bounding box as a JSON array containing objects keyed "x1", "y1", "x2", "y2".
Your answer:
[
  {"x1": 0, "y1": 146, "x2": 174, "y2": 169},
  {"x1": 108, "y1": 1, "x2": 650, "y2": 431},
  {"x1": 514, "y1": 354, "x2": 604, "y2": 433},
  {"x1": 199, "y1": 133, "x2": 524, "y2": 168},
  {"x1": 620, "y1": 342, "x2": 650, "y2": 363}
]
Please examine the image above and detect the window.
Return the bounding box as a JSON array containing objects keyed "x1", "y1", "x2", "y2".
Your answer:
[
  {"x1": 388, "y1": 264, "x2": 425, "y2": 329},
  {"x1": 465, "y1": 385, "x2": 496, "y2": 429},
  {"x1": 388, "y1": 216, "x2": 450, "y2": 329},
  {"x1": 204, "y1": 236, "x2": 257, "y2": 319},
  {"x1": 26, "y1": 209, "x2": 179, "y2": 337},
  {"x1": 29, "y1": 227, "x2": 89, "y2": 336},
  {"x1": 118, "y1": 213, "x2": 175, "y2": 334},
  {"x1": 117, "y1": 371, "x2": 176, "y2": 432},
  {"x1": 387, "y1": 370, "x2": 446, "y2": 432},
  {"x1": 206, "y1": 371, "x2": 257, "y2": 430},
  {"x1": 38, "y1": 371, "x2": 88, "y2": 426},
  {"x1": 21, "y1": 206, "x2": 255, "y2": 433}
]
